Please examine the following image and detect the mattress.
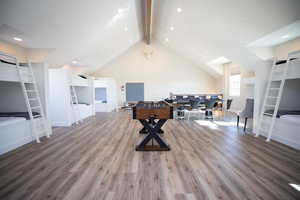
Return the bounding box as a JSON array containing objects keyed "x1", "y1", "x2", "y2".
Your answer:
[
  {"x1": 0, "y1": 117, "x2": 26, "y2": 127},
  {"x1": 280, "y1": 115, "x2": 300, "y2": 124},
  {"x1": 264, "y1": 110, "x2": 300, "y2": 118},
  {"x1": 0, "y1": 112, "x2": 40, "y2": 120}
]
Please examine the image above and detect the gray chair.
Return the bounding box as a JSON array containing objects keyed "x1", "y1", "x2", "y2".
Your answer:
[
  {"x1": 204, "y1": 99, "x2": 219, "y2": 119},
  {"x1": 237, "y1": 98, "x2": 254, "y2": 132},
  {"x1": 186, "y1": 98, "x2": 202, "y2": 120},
  {"x1": 226, "y1": 99, "x2": 233, "y2": 110}
]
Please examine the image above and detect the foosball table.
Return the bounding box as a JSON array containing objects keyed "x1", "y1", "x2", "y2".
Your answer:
[{"x1": 132, "y1": 101, "x2": 173, "y2": 151}]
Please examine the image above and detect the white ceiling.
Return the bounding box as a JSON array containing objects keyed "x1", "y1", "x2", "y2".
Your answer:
[
  {"x1": 0, "y1": 0, "x2": 300, "y2": 74},
  {"x1": 0, "y1": 0, "x2": 143, "y2": 70},
  {"x1": 248, "y1": 20, "x2": 300, "y2": 47},
  {"x1": 153, "y1": 0, "x2": 300, "y2": 71}
]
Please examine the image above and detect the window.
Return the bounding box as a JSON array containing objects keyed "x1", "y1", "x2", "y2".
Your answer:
[{"x1": 229, "y1": 74, "x2": 241, "y2": 97}]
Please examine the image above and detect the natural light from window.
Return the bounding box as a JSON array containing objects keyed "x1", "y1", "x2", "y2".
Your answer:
[
  {"x1": 229, "y1": 74, "x2": 241, "y2": 97},
  {"x1": 289, "y1": 183, "x2": 300, "y2": 192}
]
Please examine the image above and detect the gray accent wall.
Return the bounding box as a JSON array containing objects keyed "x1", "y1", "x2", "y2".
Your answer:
[
  {"x1": 279, "y1": 79, "x2": 300, "y2": 110},
  {"x1": 0, "y1": 81, "x2": 27, "y2": 112},
  {"x1": 126, "y1": 82, "x2": 144, "y2": 102}
]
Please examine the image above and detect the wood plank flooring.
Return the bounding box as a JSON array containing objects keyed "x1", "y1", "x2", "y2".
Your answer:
[{"x1": 0, "y1": 111, "x2": 300, "y2": 200}]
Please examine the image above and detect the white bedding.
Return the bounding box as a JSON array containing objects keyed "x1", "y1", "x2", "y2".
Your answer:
[
  {"x1": 0, "y1": 117, "x2": 26, "y2": 127},
  {"x1": 280, "y1": 115, "x2": 300, "y2": 124}
]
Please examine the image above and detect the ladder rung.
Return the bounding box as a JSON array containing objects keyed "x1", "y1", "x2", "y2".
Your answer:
[
  {"x1": 267, "y1": 96, "x2": 278, "y2": 99},
  {"x1": 20, "y1": 72, "x2": 32, "y2": 76},
  {"x1": 29, "y1": 98, "x2": 38, "y2": 101},
  {"x1": 31, "y1": 106, "x2": 41, "y2": 109},
  {"x1": 265, "y1": 104, "x2": 276, "y2": 107},
  {"x1": 33, "y1": 115, "x2": 41, "y2": 118},
  {"x1": 26, "y1": 90, "x2": 36, "y2": 92},
  {"x1": 269, "y1": 88, "x2": 280, "y2": 90},
  {"x1": 263, "y1": 112, "x2": 273, "y2": 116}
]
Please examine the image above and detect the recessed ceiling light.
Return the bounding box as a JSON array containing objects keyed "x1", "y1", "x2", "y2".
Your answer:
[
  {"x1": 72, "y1": 60, "x2": 78, "y2": 64},
  {"x1": 13, "y1": 37, "x2": 22, "y2": 42},
  {"x1": 177, "y1": 8, "x2": 182, "y2": 13},
  {"x1": 281, "y1": 34, "x2": 290, "y2": 39},
  {"x1": 165, "y1": 38, "x2": 169, "y2": 42},
  {"x1": 118, "y1": 8, "x2": 123, "y2": 14},
  {"x1": 124, "y1": 27, "x2": 128, "y2": 32},
  {"x1": 170, "y1": 26, "x2": 174, "y2": 31}
]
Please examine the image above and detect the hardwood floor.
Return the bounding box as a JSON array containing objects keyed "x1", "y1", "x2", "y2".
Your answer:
[{"x1": 0, "y1": 111, "x2": 300, "y2": 200}]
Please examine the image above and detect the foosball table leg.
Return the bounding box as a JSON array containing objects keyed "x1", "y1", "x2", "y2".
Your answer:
[
  {"x1": 139, "y1": 119, "x2": 164, "y2": 134},
  {"x1": 139, "y1": 127, "x2": 148, "y2": 134},
  {"x1": 136, "y1": 119, "x2": 170, "y2": 151}
]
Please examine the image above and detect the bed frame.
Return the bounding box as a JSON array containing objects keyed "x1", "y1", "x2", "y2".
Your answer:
[
  {"x1": 272, "y1": 58, "x2": 300, "y2": 81},
  {"x1": 0, "y1": 118, "x2": 31, "y2": 155},
  {"x1": 260, "y1": 115, "x2": 300, "y2": 150},
  {"x1": 0, "y1": 61, "x2": 33, "y2": 83},
  {"x1": 71, "y1": 75, "x2": 89, "y2": 87}
]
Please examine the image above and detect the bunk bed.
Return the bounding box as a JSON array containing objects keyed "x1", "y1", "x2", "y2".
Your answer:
[
  {"x1": 93, "y1": 78, "x2": 117, "y2": 112},
  {"x1": 271, "y1": 58, "x2": 300, "y2": 81},
  {"x1": 0, "y1": 117, "x2": 31, "y2": 155},
  {"x1": 71, "y1": 74, "x2": 89, "y2": 87},
  {"x1": 0, "y1": 52, "x2": 51, "y2": 155},
  {"x1": 0, "y1": 57, "x2": 33, "y2": 83},
  {"x1": 259, "y1": 51, "x2": 300, "y2": 150},
  {"x1": 49, "y1": 68, "x2": 94, "y2": 126}
]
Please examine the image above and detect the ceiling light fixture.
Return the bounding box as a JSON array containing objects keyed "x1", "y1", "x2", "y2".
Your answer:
[
  {"x1": 72, "y1": 60, "x2": 78, "y2": 64},
  {"x1": 281, "y1": 34, "x2": 290, "y2": 39},
  {"x1": 170, "y1": 26, "x2": 174, "y2": 31},
  {"x1": 124, "y1": 27, "x2": 128, "y2": 32},
  {"x1": 165, "y1": 38, "x2": 169, "y2": 42},
  {"x1": 177, "y1": 8, "x2": 182, "y2": 13},
  {"x1": 13, "y1": 37, "x2": 22, "y2": 42}
]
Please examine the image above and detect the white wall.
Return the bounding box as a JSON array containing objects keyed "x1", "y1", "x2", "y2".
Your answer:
[
  {"x1": 49, "y1": 69, "x2": 72, "y2": 126},
  {"x1": 92, "y1": 42, "x2": 218, "y2": 106},
  {"x1": 273, "y1": 37, "x2": 300, "y2": 60},
  {"x1": 223, "y1": 63, "x2": 255, "y2": 111}
]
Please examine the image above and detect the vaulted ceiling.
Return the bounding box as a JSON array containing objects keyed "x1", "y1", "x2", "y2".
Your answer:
[{"x1": 0, "y1": 0, "x2": 300, "y2": 75}]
